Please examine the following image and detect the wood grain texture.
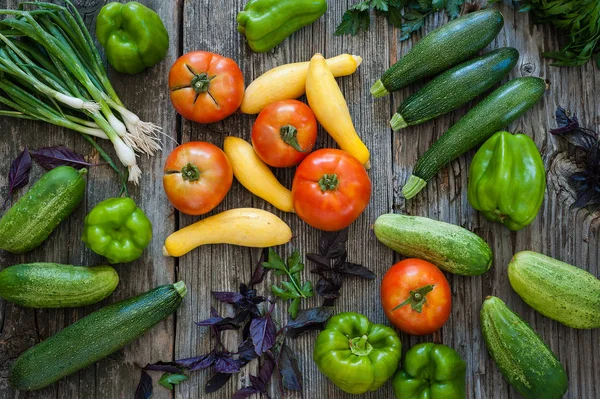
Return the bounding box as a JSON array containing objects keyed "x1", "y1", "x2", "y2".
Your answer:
[{"x1": 0, "y1": 0, "x2": 598, "y2": 398}]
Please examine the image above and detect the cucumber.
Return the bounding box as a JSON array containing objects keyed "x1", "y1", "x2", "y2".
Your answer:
[
  {"x1": 0, "y1": 166, "x2": 86, "y2": 254},
  {"x1": 508, "y1": 251, "x2": 600, "y2": 329},
  {"x1": 390, "y1": 47, "x2": 519, "y2": 131},
  {"x1": 373, "y1": 213, "x2": 492, "y2": 276},
  {"x1": 402, "y1": 77, "x2": 546, "y2": 199},
  {"x1": 0, "y1": 263, "x2": 119, "y2": 308},
  {"x1": 371, "y1": 9, "x2": 504, "y2": 97},
  {"x1": 480, "y1": 296, "x2": 568, "y2": 399},
  {"x1": 10, "y1": 281, "x2": 187, "y2": 391}
]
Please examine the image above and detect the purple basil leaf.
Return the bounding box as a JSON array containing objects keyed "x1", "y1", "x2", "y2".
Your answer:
[
  {"x1": 285, "y1": 306, "x2": 334, "y2": 338},
  {"x1": 232, "y1": 387, "x2": 260, "y2": 399},
  {"x1": 214, "y1": 353, "x2": 242, "y2": 374},
  {"x1": 236, "y1": 338, "x2": 259, "y2": 365},
  {"x1": 212, "y1": 291, "x2": 245, "y2": 304},
  {"x1": 144, "y1": 361, "x2": 181, "y2": 374},
  {"x1": 552, "y1": 107, "x2": 577, "y2": 130},
  {"x1": 550, "y1": 107, "x2": 597, "y2": 151},
  {"x1": 205, "y1": 372, "x2": 232, "y2": 394},
  {"x1": 574, "y1": 188, "x2": 594, "y2": 208},
  {"x1": 30, "y1": 146, "x2": 95, "y2": 170},
  {"x1": 249, "y1": 248, "x2": 269, "y2": 286},
  {"x1": 4, "y1": 148, "x2": 32, "y2": 206},
  {"x1": 278, "y1": 343, "x2": 303, "y2": 391},
  {"x1": 195, "y1": 308, "x2": 239, "y2": 330},
  {"x1": 336, "y1": 262, "x2": 376, "y2": 279},
  {"x1": 250, "y1": 313, "x2": 276, "y2": 356},
  {"x1": 259, "y1": 357, "x2": 276, "y2": 385},
  {"x1": 176, "y1": 353, "x2": 215, "y2": 371},
  {"x1": 315, "y1": 276, "x2": 342, "y2": 300},
  {"x1": 249, "y1": 374, "x2": 263, "y2": 390},
  {"x1": 306, "y1": 253, "x2": 331, "y2": 268},
  {"x1": 319, "y1": 229, "x2": 348, "y2": 259},
  {"x1": 134, "y1": 369, "x2": 153, "y2": 399}
]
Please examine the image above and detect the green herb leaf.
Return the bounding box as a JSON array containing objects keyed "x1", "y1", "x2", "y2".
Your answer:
[
  {"x1": 400, "y1": 11, "x2": 426, "y2": 41},
  {"x1": 372, "y1": 0, "x2": 390, "y2": 12},
  {"x1": 158, "y1": 373, "x2": 187, "y2": 390},
  {"x1": 445, "y1": 0, "x2": 465, "y2": 19},
  {"x1": 334, "y1": 7, "x2": 371, "y2": 36},
  {"x1": 262, "y1": 248, "x2": 287, "y2": 272}
]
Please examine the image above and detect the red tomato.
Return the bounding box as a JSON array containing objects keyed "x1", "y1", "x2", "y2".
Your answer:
[
  {"x1": 168, "y1": 51, "x2": 244, "y2": 123},
  {"x1": 163, "y1": 142, "x2": 233, "y2": 215},
  {"x1": 380, "y1": 259, "x2": 452, "y2": 335},
  {"x1": 251, "y1": 100, "x2": 317, "y2": 167},
  {"x1": 292, "y1": 149, "x2": 371, "y2": 231}
]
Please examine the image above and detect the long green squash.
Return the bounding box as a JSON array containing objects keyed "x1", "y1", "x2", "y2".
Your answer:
[
  {"x1": 402, "y1": 77, "x2": 546, "y2": 199},
  {"x1": 10, "y1": 281, "x2": 187, "y2": 391}
]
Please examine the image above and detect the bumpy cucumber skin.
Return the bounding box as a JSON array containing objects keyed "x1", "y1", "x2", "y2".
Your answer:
[
  {"x1": 481, "y1": 296, "x2": 568, "y2": 399},
  {"x1": 379, "y1": 9, "x2": 504, "y2": 93},
  {"x1": 9, "y1": 282, "x2": 187, "y2": 391},
  {"x1": 394, "y1": 47, "x2": 519, "y2": 128},
  {"x1": 0, "y1": 166, "x2": 86, "y2": 254},
  {"x1": 373, "y1": 213, "x2": 492, "y2": 276},
  {"x1": 509, "y1": 251, "x2": 600, "y2": 329},
  {"x1": 0, "y1": 263, "x2": 119, "y2": 308}
]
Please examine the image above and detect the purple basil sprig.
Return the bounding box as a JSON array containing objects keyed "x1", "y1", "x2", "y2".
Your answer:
[{"x1": 3, "y1": 148, "x2": 32, "y2": 207}]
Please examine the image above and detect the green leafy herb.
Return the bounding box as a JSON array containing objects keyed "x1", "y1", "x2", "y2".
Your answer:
[
  {"x1": 158, "y1": 373, "x2": 188, "y2": 390},
  {"x1": 262, "y1": 248, "x2": 314, "y2": 319},
  {"x1": 335, "y1": 0, "x2": 466, "y2": 40}
]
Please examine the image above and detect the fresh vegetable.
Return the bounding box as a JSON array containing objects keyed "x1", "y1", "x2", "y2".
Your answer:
[
  {"x1": 0, "y1": 263, "x2": 118, "y2": 308},
  {"x1": 374, "y1": 214, "x2": 493, "y2": 276},
  {"x1": 306, "y1": 53, "x2": 370, "y2": 167},
  {"x1": 313, "y1": 312, "x2": 402, "y2": 394},
  {"x1": 95, "y1": 2, "x2": 168, "y2": 74},
  {"x1": 508, "y1": 251, "x2": 600, "y2": 329},
  {"x1": 163, "y1": 208, "x2": 292, "y2": 257},
  {"x1": 10, "y1": 281, "x2": 186, "y2": 391},
  {"x1": 292, "y1": 149, "x2": 372, "y2": 231},
  {"x1": 163, "y1": 142, "x2": 233, "y2": 215},
  {"x1": 240, "y1": 54, "x2": 362, "y2": 114},
  {"x1": 390, "y1": 47, "x2": 519, "y2": 131},
  {"x1": 0, "y1": 1, "x2": 163, "y2": 184},
  {"x1": 392, "y1": 343, "x2": 466, "y2": 399},
  {"x1": 237, "y1": 0, "x2": 327, "y2": 53},
  {"x1": 371, "y1": 9, "x2": 505, "y2": 97},
  {"x1": 3, "y1": 148, "x2": 32, "y2": 206},
  {"x1": 251, "y1": 100, "x2": 317, "y2": 167},
  {"x1": 223, "y1": 136, "x2": 294, "y2": 212},
  {"x1": 402, "y1": 77, "x2": 546, "y2": 199},
  {"x1": 0, "y1": 166, "x2": 86, "y2": 254},
  {"x1": 468, "y1": 131, "x2": 546, "y2": 231},
  {"x1": 82, "y1": 197, "x2": 152, "y2": 264},
  {"x1": 169, "y1": 51, "x2": 244, "y2": 124},
  {"x1": 480, "y1": 296, "x2": 568, "y2": 399},
  {"x1": 381, "y1": 259, "x2": 451, "y2": 335},
  {"x1": 492, "y1": 0, "x2": 600, "y2": 68}
]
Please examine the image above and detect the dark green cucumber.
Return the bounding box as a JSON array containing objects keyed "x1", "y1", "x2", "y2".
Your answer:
[
  {"x1": 10, "y1": 281, "x2": 187, "y2": 391},
  {"x1": 390, "y1": 47, "x2": 519, "y2": 131},
  {"x1": 481, "y1": 296, "x2": 568, "y2": 399},
  {"x1": 402, "y1": 77, "x2": 546, "y2": 199},
  {"x1": 371, "y1": 9, "x2": 504, "y2": 97},
  {"x1": 508, "y1": 251, "x2": 600, "y2": 329},
  {"x1": 0, "y1": 166, "x2": 86, "y2": 253},
  {"x1": 0, "y1": 263, "x2": 119, "y2": 308},
  {"x1": 374, "y1": 213, "x2": 492, "y2": 275}
]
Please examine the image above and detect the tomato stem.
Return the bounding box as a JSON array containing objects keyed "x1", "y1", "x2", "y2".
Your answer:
[
  {"x1": 280, "y1": 125, "x2": 307, "y2": 152},
  {"x1": 318, "y1": 174, "x2": 339, "y2": 192},
  {"x1": 392, "y1": 284, "x2": 435, "y2": 313},
  {"x1": 191, "y1": 72, "x2": 212, "y2": 93},
  {"x1": 181, "y1": 163, "x2": 201, "y2": 181}
]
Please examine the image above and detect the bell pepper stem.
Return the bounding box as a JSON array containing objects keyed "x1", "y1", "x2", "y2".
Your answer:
[
  {"x1": 393, "y1": 284, "x2": 435, "y2": 313},
  {"x1": 349, "y1": 335, "x2": 373, "y2": 356}
]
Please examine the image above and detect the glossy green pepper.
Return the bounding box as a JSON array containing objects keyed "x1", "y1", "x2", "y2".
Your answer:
[
  {"x1": 82, "y1": 197, "x2": 152, "y2": 264},
  {"x1": 392, "y1": 343, "x2": 466, "y2": 399},
  {"x1": 96, "y1": 2, "x2": 169, "y2": 74},
  {"x1": 313, "y1": 312, "x2": 402, "y2": 395},
  {"x1": 237, "y1": 0, "x2": 327, "y2": 53},
  {"x1": 467, "y1": 131, "x2": 546, "y2": 231}
]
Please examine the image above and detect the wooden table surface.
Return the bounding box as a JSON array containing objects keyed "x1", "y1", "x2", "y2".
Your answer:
[{"x1": 0, "y1": 0, "x2": 598, "y2": 398}]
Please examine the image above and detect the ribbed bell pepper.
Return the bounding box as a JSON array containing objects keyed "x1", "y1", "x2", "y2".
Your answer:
[
  {"x1": 96, "y1": 2, "x2": 169, "y2": 74},
  {"x1": 468, "y1": 131, "x2": 546, "y2": 231}
]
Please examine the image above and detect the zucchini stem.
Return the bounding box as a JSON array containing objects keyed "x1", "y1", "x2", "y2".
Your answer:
[{"x1": 402, "y1": 175, "x2": 427, "y2": 199}]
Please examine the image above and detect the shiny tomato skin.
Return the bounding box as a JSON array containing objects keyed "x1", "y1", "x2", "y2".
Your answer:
[
  {"x1": 163, "y1": 142, "x2": 233, "y2": 215},
  {"x1": 292, "y1": 149, "x2": 371, "y2": 231},
  {"x1": 169, "y1": 51, "x2": 244, "y2": 123},
  {"x1": 380, "y1": 259, "x2": 452, "y2": 335},
  {"x1": 251, "y1": 100, "x2": 317, "y2": 167}
]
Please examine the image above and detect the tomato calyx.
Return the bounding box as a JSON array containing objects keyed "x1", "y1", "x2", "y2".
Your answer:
[
  {"x1": 170, "y1": 64, "x2": 219, "y2": 106},
  {"x1": 318, "y1": 174, "x2": 339, "y2": 192},
  {"x1": 181, "y1": 163, "x2": 201, "y2": 182},
  {"x1": 280, "y1": 125, "x2": 307, "y2": 153},
  {"x1": 393, "y1": 284, "x2": 435, "y2": 313},
  {"x1": 349, "y1": 335, "x2": 373, "y2": 356}
]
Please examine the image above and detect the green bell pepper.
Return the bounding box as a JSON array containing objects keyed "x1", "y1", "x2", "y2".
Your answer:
[
  {"x1": 82, "y1": 197, "x2": 152, "y2": 264},
  {"x1": 313, "y1": 312, "x2": 402, "y2": 395},
  {"x1": 237, "y1": 0, "x2": 327, "y2": 53},
  {"x1": 393, "y1": 343, "x2": 466, "y2": 399},
  {"x1": 467, "y1": 131, "x2": 546, "y2": 231},
  {"x1": 96, "y1": 2, "x2": 169, "y2": 74}
]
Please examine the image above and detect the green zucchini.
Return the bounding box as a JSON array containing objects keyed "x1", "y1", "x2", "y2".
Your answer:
[
  {"x1": 373, "y1": 213, "x2": 492, "y2": 275},
  {"x1": 371, "y1": 9, "x2": 504, "y2": 97},
  {"x1": 509, "y1": 251, "x2": 600, "y2": 329},
  {"x1": 10, "y1": 281, "x2": 187, "y2": 391},
  {"x1": 402, "y1": 77, "x2": 546, "y2": 199},
  {"x1": 0, "y1": 166, "x2": 86, "y2": 253},
  {"x1": 480, "y1": 296, "x2": 568, "y2": 399},
  {"x1": 0, "y1": 263, "x2": 119, "y2": 308},
  {"x1": 390, "y1": 47, "x2": 519, "y2": 131}
]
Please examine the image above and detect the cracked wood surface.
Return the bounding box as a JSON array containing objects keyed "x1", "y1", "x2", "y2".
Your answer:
[{"x1": 0, "y1": 1, "x2": 598, "y2": 398}]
